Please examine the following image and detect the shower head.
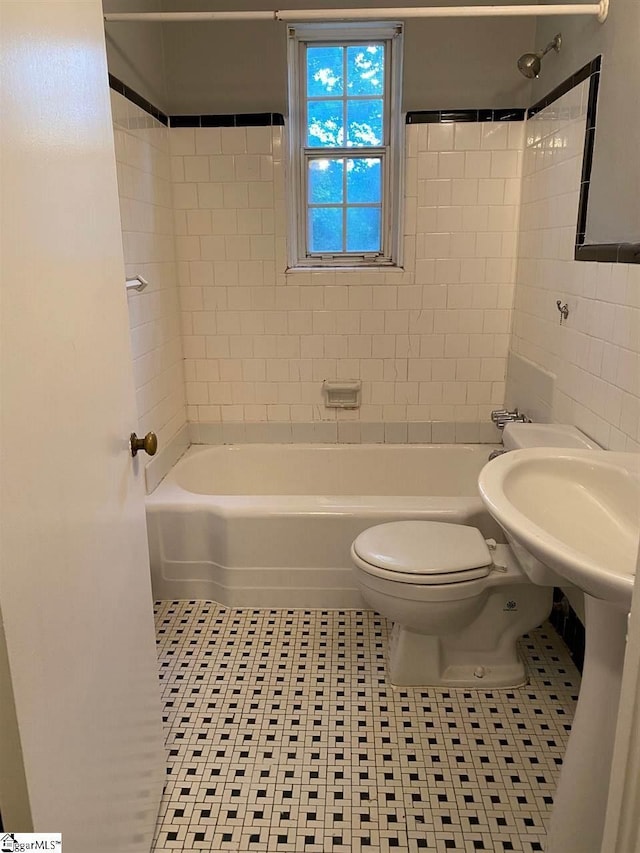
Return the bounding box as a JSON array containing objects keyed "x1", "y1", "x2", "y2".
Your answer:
[
  {"x1": 517, "y1": 33, "x2": 562, "y2": 79},
  {"x1": 517, "y1": 53, "x2": 543, "y2": 79}
]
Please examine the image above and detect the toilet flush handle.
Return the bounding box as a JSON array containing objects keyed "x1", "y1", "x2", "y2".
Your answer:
[
  {"x1": 485, "y1": 539, "x2": 508, "y2": 572},
  {"x1": 130, "y1": 431, "x2": 158, "y2": 457}
]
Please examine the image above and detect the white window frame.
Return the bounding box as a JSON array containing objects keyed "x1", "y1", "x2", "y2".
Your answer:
[{"x1": 286, "y1": 21, "x2": 404, "y2": 270}]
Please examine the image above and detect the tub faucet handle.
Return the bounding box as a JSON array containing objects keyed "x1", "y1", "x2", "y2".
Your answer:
[
  {"x1": 491, "y1": 408, "x2": 530, "y2": 430},
  {"x1": 130, "y1": 431, "x2": 158, "y2": 457},
  {"x1": 488, "y1": 449, "x2": 507, "y2": 461}
]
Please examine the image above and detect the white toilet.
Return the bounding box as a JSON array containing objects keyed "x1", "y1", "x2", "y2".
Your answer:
[
  {"x1": 351, "y1": 520, "x2": 551, "y2": 687},
  {"x1": 351, "y1": 422, "x2": 598, "y2": 687}
]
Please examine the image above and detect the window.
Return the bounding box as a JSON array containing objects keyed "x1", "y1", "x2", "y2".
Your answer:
[{"x1": 287, "y1": 22, "x2": 404, "y2": 268}]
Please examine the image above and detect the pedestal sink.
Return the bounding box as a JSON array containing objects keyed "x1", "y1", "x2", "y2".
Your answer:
[{"x1": 478, "y1": 448, "x2": 640, "y2": 853}]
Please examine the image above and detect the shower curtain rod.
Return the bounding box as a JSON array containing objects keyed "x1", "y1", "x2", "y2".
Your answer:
[{"x1": 104, "y1": 2, "x2": 609, "y2": 24}]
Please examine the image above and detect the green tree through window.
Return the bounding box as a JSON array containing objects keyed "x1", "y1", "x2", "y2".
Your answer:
[
  {"x1": 288, "y1": 22, "x2": 403, "y2": 267},
  {"x1": 306, "y1": 44, "x2": 384, "y2": 253}
]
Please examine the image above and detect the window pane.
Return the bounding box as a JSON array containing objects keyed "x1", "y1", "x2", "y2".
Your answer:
[
  {"x1": 346, "y1": 100, "x2": 383, "y2": 147},
  {"x1": 306, "y1": 46, "x2": 344, "y2": 97},
  {"x1": 347, "y1": 158, "x2": 381, "y2": 204},
  {"x1": 309, "y1": 207, "x2": 343, "y2": 253},
  {"x1": 347, "y1": 45, "x2": 384, "y2": 96},
  {"x1": 346, "y1": 207, "x2": 381, "y2": 253},
  {"x1": 307, "y1": 100, "x2": 344, "y2": 147},
  {"x1": 308, "y1": 159, "x2": 344, "y2": 204}
]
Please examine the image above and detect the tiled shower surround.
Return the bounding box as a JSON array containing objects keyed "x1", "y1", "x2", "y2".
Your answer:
[
  {"x1": 111, "y1": 75, "x2": 639, "y2": 453},
  {"x1": 507, "y1": 79, "x2": 640, "y2": 451},
  {"x1": 152, "y1": 602, "x2": 580, "y2": 852},
  {"x1": 171, "y1": 121, "x2": 522, "y2": 435},
  {"x1": 112, "y1": 92, "x2": 187, "y2": 450}
]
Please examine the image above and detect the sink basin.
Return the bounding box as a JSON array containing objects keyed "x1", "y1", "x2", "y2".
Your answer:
[
  {"x1": 479, "y1": 446, "x2": 640, "y2": 853},
  {"x1": 479, "y1": 448, "x2": 640, "y2": 608}
]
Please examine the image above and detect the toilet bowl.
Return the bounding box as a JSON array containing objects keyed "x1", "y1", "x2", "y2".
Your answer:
[
  {"x1": 351, "y1": 519, "x2": 552, "y2": 687},
  {"x1": 351, "y1": 421, "x2": 597, "y2": 687}
]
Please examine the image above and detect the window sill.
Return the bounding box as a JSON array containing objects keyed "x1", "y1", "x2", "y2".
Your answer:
[{"x1": 286, "y1": 264, "x2": 405, "y2": 275}]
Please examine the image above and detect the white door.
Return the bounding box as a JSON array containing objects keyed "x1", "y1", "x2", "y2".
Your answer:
[
  {"x1": 601, "y1": 545, "x2": 640, "y2": 851},
  {"x1": 0, "y1": 2, "x2": 165, "y2": 851}
]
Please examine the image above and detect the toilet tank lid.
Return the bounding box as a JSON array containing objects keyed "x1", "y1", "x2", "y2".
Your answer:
[{"x1": 353, "y1": 521, "x2": 493, "y2": 575}]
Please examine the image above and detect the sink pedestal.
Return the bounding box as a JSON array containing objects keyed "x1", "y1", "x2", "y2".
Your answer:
[{"x1": 546, "y1": 595, "x2": 627, "y2": 853}]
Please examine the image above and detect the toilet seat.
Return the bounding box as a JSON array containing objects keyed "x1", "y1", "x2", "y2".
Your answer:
[{"x1": 352, "y1": 521, "x2": 493, "y2": 585}]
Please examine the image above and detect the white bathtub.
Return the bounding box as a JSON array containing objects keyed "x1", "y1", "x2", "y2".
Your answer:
[{"x1": 146, "y1": 443, "x2": 503, "y2": 607}]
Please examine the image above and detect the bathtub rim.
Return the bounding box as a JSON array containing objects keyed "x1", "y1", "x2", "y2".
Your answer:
[
  {"x1": 147, "y1": 441, "x2": 500, "y2": 511},
  {"x1": 146, "y1": 442, "x2": 505, "y2": 606}
]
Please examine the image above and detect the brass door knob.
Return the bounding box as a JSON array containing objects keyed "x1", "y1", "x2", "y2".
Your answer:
[{"x1": 130, "y1": 431, "x2": 158, "y2": 457}]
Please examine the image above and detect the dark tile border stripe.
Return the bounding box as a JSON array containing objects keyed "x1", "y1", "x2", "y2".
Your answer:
[
  {"x1": 575, "y1": 242, "x2": 640, "y2": 263},
  {"x1": 108, "y1": 75, "x2": 284, "y2": 128},
  {"x1": 527, "y1": 55, "x2": 601, "y2": 119},
  {"x1": 575, "y1": 74, "x2": 599, "y2": 244},
  {"x1": 169, "y1": 113, "x2": 285, "y2": 128},
  {"x1": 406, "y1": 108, "x2": 525, "y2": 124},
  {"x1": 108, "y1": 73, "x2": 522, "y2": 130},
  {"x1": 109, "y1": 66, "x2": 637, "y2": 264},
  {"x1": 574, "y1": 69, "x2": 639, "y2": 264},
  {"x1": 108, "y1": 73, "x2": 168, "y2": 126},
  {"x1": 528, "y1": 56, "x2": 639, "y2": 265}
]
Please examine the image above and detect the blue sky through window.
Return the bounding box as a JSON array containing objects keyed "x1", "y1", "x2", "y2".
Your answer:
[{"x1": 305, "y1": 43, "x2": 385, "y2": 254}]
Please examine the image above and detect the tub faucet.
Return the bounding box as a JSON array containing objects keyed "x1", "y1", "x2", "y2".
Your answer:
[
  {"x1": 490, "y1": 408, "x2": 530, "y2": 431},
  {"x1": 488, "y1": 449, "x2": 507, "y2": 461}
]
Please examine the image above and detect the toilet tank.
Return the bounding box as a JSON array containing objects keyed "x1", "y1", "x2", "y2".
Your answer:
[{"x1": 502, "y1": 422, "x2": 600, "y2": 451}]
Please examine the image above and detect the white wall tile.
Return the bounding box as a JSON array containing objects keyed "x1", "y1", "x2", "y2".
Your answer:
[
  {"x1": 168, "y1": 128, "x2": 195, "y2": 156},
  {"x1": 508, "y1": 81, "x2": 639, "y2": 449},
  {"x1": 166, "y1": 119, "x2": 527, "y2": 429},
  {"x1": 113, "y1": 103, "x2": 187, "y2": 448},
  {"x1": 184, "y1": 155, "x2": 210, "y2": 183},
  {"x1": 428, "y1": 123, "x2": 454, "y2": 151}
]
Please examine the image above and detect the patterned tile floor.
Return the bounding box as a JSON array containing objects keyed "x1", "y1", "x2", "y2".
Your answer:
[{"x1": 152, "y1": 602, "x2": 580, "y2": 852}]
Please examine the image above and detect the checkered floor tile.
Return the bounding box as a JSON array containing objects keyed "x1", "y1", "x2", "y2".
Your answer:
[{"x1": 151, "y1": 603, "x2": 580, "y2": 852}]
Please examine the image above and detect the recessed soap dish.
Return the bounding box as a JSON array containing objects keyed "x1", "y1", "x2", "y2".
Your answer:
[{"x1": 323, "y1": 379, "x2": 361, "y2": 409}]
